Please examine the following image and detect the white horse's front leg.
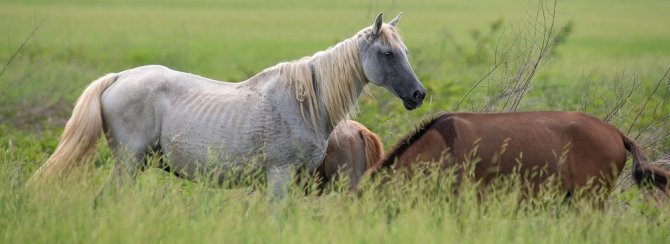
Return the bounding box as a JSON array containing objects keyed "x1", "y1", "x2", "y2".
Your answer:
[{"x1": 267, "y1": 165, "x2": 292, "y2": 200}]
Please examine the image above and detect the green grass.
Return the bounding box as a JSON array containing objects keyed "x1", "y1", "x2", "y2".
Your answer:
[{"x1": 1, "y1": 0, "x2": 670, "y2": 243}]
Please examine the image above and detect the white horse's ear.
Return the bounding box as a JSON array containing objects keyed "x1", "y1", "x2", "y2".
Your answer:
[
  {"x1": 390, "y1": 12, "x2": 402, "y2": 27},
  {"x1": 372, "y1": 12, "x2": 383, "y2": 35}
]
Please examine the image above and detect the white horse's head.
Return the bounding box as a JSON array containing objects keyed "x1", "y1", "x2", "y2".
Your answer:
[{"x1": 358, "y1": 13, "x2": 426, "y2": 110}]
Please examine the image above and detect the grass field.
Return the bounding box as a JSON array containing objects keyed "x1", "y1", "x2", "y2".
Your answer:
[{"x1": 1, "y1": 0, "x2": 670, "y2": 243}]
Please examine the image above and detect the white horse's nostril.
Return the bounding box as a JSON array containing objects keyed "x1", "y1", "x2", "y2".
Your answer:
[{"x1": 412, "y1": 90, "x2": 423, "y2": 101}]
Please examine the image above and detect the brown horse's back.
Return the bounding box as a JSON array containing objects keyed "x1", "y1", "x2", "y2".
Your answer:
[
  {"x1": 389, "y1": 112, "x2": 628, "y2": 194},
  {"x1": 450, "y1": 112, "x2": 624, "y2": 191}
]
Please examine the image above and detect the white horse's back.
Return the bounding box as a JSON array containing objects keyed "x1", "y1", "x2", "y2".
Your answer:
[{"x1": 101, "y1": 65, "x2": 321, "y2": 181}]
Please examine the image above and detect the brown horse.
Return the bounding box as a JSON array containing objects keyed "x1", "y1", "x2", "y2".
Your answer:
[
  {"x1": 313, "y1": 120, "x2": 383, "y2": 192},
  {"x1": 368, "y1": 111, "x2": 670, "y2": 198}
]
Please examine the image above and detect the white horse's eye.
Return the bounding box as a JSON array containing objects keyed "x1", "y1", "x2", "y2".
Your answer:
[{"x1": 383, "y1": 51, "x2": 392, "y2": 56}]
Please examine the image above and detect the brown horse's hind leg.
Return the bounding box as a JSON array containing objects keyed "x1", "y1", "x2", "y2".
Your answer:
[{"x1": 646, "y1": 188, "x2": 668, "y2": 207}]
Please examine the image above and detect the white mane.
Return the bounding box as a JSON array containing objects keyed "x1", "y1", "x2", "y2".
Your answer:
[{"x1": 277, "y1": 25, "x2": 403, "y2": 132}]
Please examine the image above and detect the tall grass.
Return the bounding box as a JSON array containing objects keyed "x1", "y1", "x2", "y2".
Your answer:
[{"x1": 1, "y1": 139, "x2": 669, "y2": 243}]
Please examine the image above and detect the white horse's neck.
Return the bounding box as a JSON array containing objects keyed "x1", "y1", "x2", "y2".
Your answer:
[
  {"x1": 277, "y1": 35, "x2": 368, "y2": 136},
  {"x1": 312, "y1": 37, "x2": 368, "y2": 132}
]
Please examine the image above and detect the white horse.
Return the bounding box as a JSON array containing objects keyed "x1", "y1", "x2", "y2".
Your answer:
[{"x1": 29, "y1": 13, "x2": 426, "y2": 198}]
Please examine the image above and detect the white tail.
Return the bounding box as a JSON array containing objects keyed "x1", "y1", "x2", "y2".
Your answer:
[{"x1": 28, "y1": 73, "x2": 118, "y2": 184}]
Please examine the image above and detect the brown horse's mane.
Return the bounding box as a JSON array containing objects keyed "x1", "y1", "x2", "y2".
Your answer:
[{"x1": 377, "y1": 112, "x2": 451, "y2": 169}]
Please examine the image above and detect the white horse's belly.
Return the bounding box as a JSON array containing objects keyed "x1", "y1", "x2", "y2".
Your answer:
[{"x1": 160, "y1": 93, "x2": 274, "y2": 178}]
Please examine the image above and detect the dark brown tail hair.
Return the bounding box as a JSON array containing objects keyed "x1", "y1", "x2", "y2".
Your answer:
[{"x1": 623, "y1": 134, "x2": 670, "y2": 195}]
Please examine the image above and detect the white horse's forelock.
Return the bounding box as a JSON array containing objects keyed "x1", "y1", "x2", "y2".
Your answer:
[{"x1": 277, "y1": 25, "x2": 403, "y2": 132}]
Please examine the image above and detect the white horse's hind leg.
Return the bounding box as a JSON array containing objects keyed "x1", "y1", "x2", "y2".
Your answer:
[
  {"x1": 267, "y1": 165, "x2": 292, "y2": 200},
  {"x1": 109, "y1": 142, "x2": 151, "y2": 188},
  {"x1": 95, "y1": 141, "x2": 150, "y2": 206},
  {"x1": 100, "y1": 67, "x2": 164, "y2": 182}
]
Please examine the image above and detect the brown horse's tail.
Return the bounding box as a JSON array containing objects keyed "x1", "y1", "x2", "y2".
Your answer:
[
  {"x1": 27, "y1": 73, "x2": 118, "y2": 185},
  {"x1": 360, "y1": 128, "x2": 384, "y2": 170},
  {"x1": 623, "y1": 134, "x2": 670, "y2": 195}
]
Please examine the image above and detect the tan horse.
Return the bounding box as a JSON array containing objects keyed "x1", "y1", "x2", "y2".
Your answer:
[
  {"x1": 314, "y1": 120, "x2": 383, "y2": 192},
  {"x1": 369, "y1": 111, "x2": 670, "y2": 198}
]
